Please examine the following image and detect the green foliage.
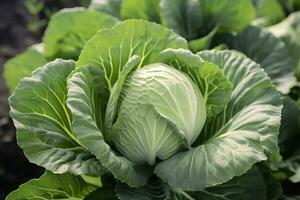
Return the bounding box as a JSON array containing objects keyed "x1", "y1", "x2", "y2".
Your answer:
[
  {"x1": 269, "y1": 12, "x2": 300, "y2": 81},
  {"x1": 121, "y1": 0, "x2": 161, "y2": 22},
  {"x1": 89, "y1": 0, "x2": 255, "y2": 52},
  {"x1": 43, "y1": 8, "x2": 119, "y2": 59},
  {"x1": 252, "y1": 0, "x2": 285, "y2": 26},
  {"x1": 89, "y1": 0, "x2": 123, "y2": 17},
  {"x1": 24, "y1": 0, "x2": 47, "y2": 32},
  {"x1": 76, "y1": 20, "x2": 187, "y2": 88},
  {"x1": 9, "y1": 59, "x2": 105, "y2": 176},
  {"x1": 5, "y1": 171, "x2": 97, "y2": 200},
  {"x1": 219, "y1": 25, "x2": 296, "y2": 93},
  {"x1": 4, "y1": 8, "x2": 119, "y2": 94},
  {"x1": 4, "y1": 46, "x2": 47, "y2": 91},
  {"x1": 155, "y1": 50, "x2": 281, "y2": 190},
  {"x1": 4, "y1": 0, "x2": 300, "y2": 199}
]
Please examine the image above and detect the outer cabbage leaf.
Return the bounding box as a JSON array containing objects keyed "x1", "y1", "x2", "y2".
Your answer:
[
  {"x1": 252, "y1": 0, "x2": 285, "y2": 26},
  {"x1": 4, "y1": 47, "x2": 47, "y2": 92},
  {"x1": 116, "y1": 166, "x2": 267, "y2": 200},
  {"x1": 223, "y1": 26, "x2": 296, "y2": 93},
  {"x1": 77, "y1": 19, "x2": 187, "y2": 89},
  {"x1": 188, "y1": 26, "x2": 218, "y2": 52},
  {"x1": 5, "y1": 171, "x2": 96, "y2": 200},
  {"x1": 121, "y1": 0, "x2": 161, "y2": 22},
  {"x1": 154, "y1": 50, "x2": 282, "y2": 191},
  {"x1": 67, "y1": 65, "x2": 151, "y2": 187},
  {"x1": 160, "y1": 0, "x2": 203, "y2": 41},
  {"x1": 43, "y1": 8, "x2": 119, "y2": 59},
  {"x1": 161, "y1": 0, "x2": 254, "y2": 35},
  {"x1": 198, "y1": 50, "x2": 281, "y2": 160},
  {"x1": 89, "y1": 0, "x2": 123, "y2": 17},
  {"x1": 9, "y1": 59, "x2": 104, "y2": 176},
  {"x1": 105, "y1": 55, "x2": 141, "y2": 130},
  {"x1": 160, "y1": 0, "x2": 254, "y2": 52},
  {"x1": 200, "y1": 0, "x2": 255, "y2": 32},
  {"x1": 269, "y1": 12, "x2": 300, "y2": 80},
  {"x1": 181, "y1": 166, "x2": 267, "y2": 200},
  {"x1": 159, "y1": 48, "x2": 232, "y2": 118}
]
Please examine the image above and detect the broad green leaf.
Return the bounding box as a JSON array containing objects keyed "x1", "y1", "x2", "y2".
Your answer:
[
  {"x1": 4, "y1": 47, "x2": 47, "y2": 92},
  {"x1": 198, "y1": 50, "x2": 281, "y2": 159},
  {"x1": 67, "y1": 66, "x2": 109, "y2": 136},
  {"x1": 160, "y1": 0, "x2": 203, "y2": 40},
  {"x1": 156, "y1": 131, "x2": 266, "y2": 191},
  {"x1": 105, "y1": 55, "x2": 141, "y2": 130},
  {"x1": 177, "y1": 166, "x2": 267, "y2": 200},
  {"x1": 67, "y1": 66, "x2": 151, "y2": 187},
  {"x1": 223, "y1": 26, "x2": 296, "y2": 94},
  {"x1": 154, "y1": 50, "x2": 282, "y2": 190},
  {"x1": 269, "y1": 12, "x2": 300, "y2": 80},
  {"x1": 81, "y1": 175, "x2": 102, "y2": 187},
  {"x1": 117, "y1": 166, "x2": 267, "y2": 200},
  {"x1": 159, "y1": 48, "x2": 232, "y2": 118},
  {"x1": 110, "y1": 64, "x2": 205, "y2": 164},
  {"x1": 252, "y1": 0, "x2": 285, "y2": 26},
  {"x1": 77, "y1": 19, "x2": 187, "y2": 89},
  {"x1": 188, "y1": 26, "x2": 218, "y2": 52},
  {"x1": 160, "y1": 0, "x2": 254, "y2": 52},
  {"x1": 43, "y1": 8, "x2": 119, "y2": 59},
  {"x1": 6, "y1": 171, "x2": 96, "y2": 200},
  {"x1": 201, "y1": 0, "x2": 255, "y2": 32},
  {"x1": 89, "y1": 0, "x2": 123, "y2": 18},
  {"x1": 121, "y1": 0, "x2": 161, "y2": 22},
  {"x1": 9, "y1": 59, "x2": 104, "y2": 176}
]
